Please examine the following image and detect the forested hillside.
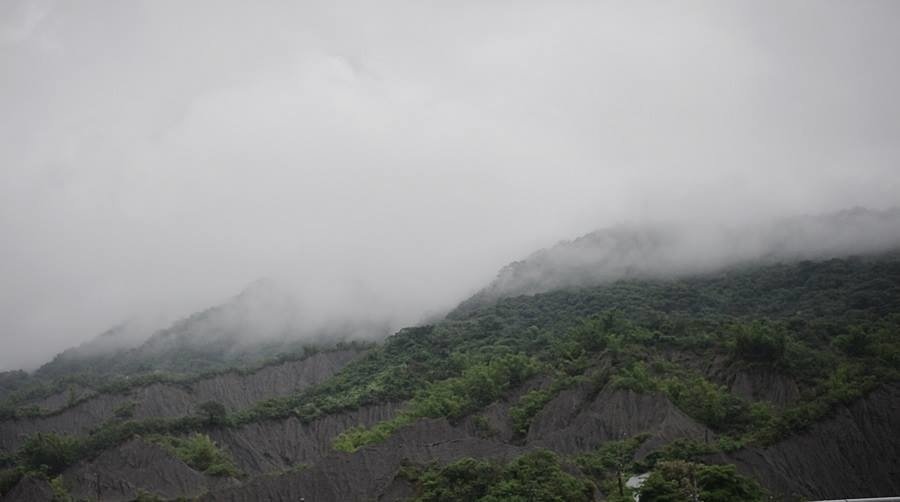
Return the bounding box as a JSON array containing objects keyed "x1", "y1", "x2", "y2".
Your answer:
[{"x1": 2, "y1": 252, "x2": 899, "y2": 501}]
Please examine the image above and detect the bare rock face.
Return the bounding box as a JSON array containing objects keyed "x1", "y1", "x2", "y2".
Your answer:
[
  {"x1": 460, "y1": 375, "x2": 552, "y2": 443},
  {"x1": 0, "y1": 349, "x2": 363, "y2": 453},
  {"x1": 62, "y1": 439, "x2": 238, "y2": 502},
  {"x1": 710, "y1": 384, "x2": 900, "y2": 500},
  {"x1": 19, "y1": 384, "x2": 98, "y2": 413},
  {"x1": 200, "y1": 418, "x2": 525, "y2": 502},
  {"x1": 0, "y1": 476, "x2": 54, "y2": 502},
  {"x1": 0, "y1": 392, "x2": 132, "y2": 451},
  {"x1": 189, "y1": 349, "x2": 360, "y2": 411},
  {"x1": 210, "y1": 402, "x2": 403, "y2": 474},
  {"x1": 198, "y1": 383, "x2": 900, "y2": 502},
  {"x1": 197, "y1": 384, "x2": 714, "y2": 502},
  {"x1": 6, "y1": 380, "x2": 897, "y2": 501},
  {"x1": 527, "y1": 385, "x2": 708, "y2": 454},
  {"x1": 728, "y1": 368, "x2": 800, "y2": 408}
]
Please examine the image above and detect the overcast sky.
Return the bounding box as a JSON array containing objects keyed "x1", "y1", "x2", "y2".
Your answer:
[{"x1": 1, "y1": 0, "x2": 899, "y2": 370}]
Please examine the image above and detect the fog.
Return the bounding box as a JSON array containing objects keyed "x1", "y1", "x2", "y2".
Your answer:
[
  {"x1": 2, "y1": 1, "x2": 899, "y2": 370},
  {"x1": 474, "y1": 208, "x2": 900, "y2": 302}
]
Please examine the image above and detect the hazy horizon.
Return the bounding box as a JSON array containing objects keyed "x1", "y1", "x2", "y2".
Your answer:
[{"x1": 2, "y1": 1, "x2": 900, "y2": 370}]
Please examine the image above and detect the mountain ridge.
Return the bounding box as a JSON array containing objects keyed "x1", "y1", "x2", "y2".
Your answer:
[{"x1": 1, "y1": 209, "x2": 899, "y2": 501}]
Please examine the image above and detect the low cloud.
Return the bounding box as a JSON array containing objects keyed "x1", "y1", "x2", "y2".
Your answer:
[
  {"x1": 1, "y1": 1, "x2": 899, "y2": 369},
  {"x1": 476, "y1": 208, "x2": 900, "y2": 301}
]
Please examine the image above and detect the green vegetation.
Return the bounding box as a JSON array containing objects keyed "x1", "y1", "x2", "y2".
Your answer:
[
  {"x1": 0, "y1": 432, "x2": 80, "y2": 498},
  {"x1": 333, "y1": 354, "x2": 540, "y2": 451},
  {"x1": 2, "y1": 254, "x2": 899, "y2": 497},
  {"x1": 509, "y1": 388, "x2": 552, "y2": 437},
  {"x1": 18, "y1": 432, "x2": 80, "y2": 475},
  {"x1": 575, "y1": 436, "x2": 765, "y2": 501},
  {"x1": 575, "y1": 434, "x2": 650, "y2": 499},
  {"x1": 133, "y1": 489, "x2": 165, "y2": 501},
  {"x1": 509, "y1": 377, "x2": 575, "y2": 437},
  {"x1": 0, "y1": 341, "x2": 373, "y2": 421},
  {"x1": 411, "y1": 450, "x2": 594, "y2": 502},
  {"x1": 49, "y1": 475, "x2": 72, "y2": 502},
  {"x1": 197, "y1": 401, "x2": 227, "y2": 426},
  {"x1": 406, "y1": 445, "x2": 762, "y2": 502},
  {"x1": 733, "y1": 322, "x2": 786, "y2": 363},
  {"x1": 0, "y1": 468, "x2": 22, "y2": 496},
  {"x1": 113, "y1": 400, "x2": 137, "y2": 420},
  {"x1": 147, "y1": 433, "x2": 239, "y2": 477},
  {"x1": 639, "y1": 461, "x2": 765, "y2": 502}
]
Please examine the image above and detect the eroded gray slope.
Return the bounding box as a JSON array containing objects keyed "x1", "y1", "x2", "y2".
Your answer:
[
  {"x1": 200, "y1": 418, "x2": 525, "y2": 502},
  {"x1": 9, "y1": 373, "x2": 897, "y2": 501},
  {"x1": 710, "y1": 384, "x2": 900, "y2": 499},
  {"x1": 210, "y1": 402, "x2": 402, "y2": 474},
  {"x1": 199, "y1": 385, "x2": 710, "y2": 502},
  {"x1": 186, "y1": 348, "x2": 360, "y2": 411},
  {"x1": 527, "y1": 384, "x2": 708, "y2": 455},
  {"x1": 197, "y1": 381, "x2": 900, "y2": 502},
  {"x1": 62, "y1": 439, "x2": 238, "y2": 502},
  {"x1": 0, "y1": 349, "x2": 363, "y2": 453},
  {"x1": 0, "y1": 476, "x2": 54, "y2": 502},
  {"x1": 17, "y1": 384, "x2": 98, "y2": 413}
]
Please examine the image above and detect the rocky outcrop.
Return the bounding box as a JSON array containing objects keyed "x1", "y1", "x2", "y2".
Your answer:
[
  {"x1": 62, "y1": 439, "x2": 238, "y2": 501},
  {"x1": 0, "y1": 349, "x2": 363, "y2": 453},
  {"x1": 709, "y1": 384, "x2": 900, "y2": 500}
]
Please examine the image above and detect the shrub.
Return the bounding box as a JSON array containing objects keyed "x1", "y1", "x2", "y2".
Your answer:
[
  {"x1": 638, "y1": 461, "x2": 764, "y2": 502},
  {"x1": 134, "y1": 489, "x2": 164, "y2": 501},
  {"x1": 18, "y1": 433, "x2": 79, "y2": 475},
  {"x1": 335, "y1": 354, "x2": 541, "y2": 451},
  {"x1": 416, "y1": 457, "x2": 500, "y2": 501},
  {"x1": 640, "y1": 439, "x2": 717, "y2": 468},
  {"x1": 0, "y1": 469, "x2": 22, "y2": 496},
  {"x1": 481, "y1": 450, "x2": 593, "y2": 502},
  {"x1": 414, "y1": 450, "x2": 593, "y2": 502},
  {"x1": 470, "y1": 415, "x2": 497, "y2": 438},
  {"x1": 112, "y1": 401, "x2": 137, "y2": 420},
  {"x1": 660, "y1": 375, "x2": 763, "y2": 433},
  {"x1": 50, "y1": 475, "x2": 72, "y2": 502},
  {"x1": 576, "y1": 434, "x2": 650, "y2": 497},
  {"x1": 732, "y1": 322, "x2": 786, "y2": 363},
  {"x1": 149, "y1": 434, "x2": 239, "y2": 477},
  {"x1": 695, "y1": 464, "x2": 765, "y2": 502},
  {"x1": 611, "y1": 362, "x2": 657, "y2": 393},
  {"x1": 197, "y1": 401, "x2": 228, "y2": 426},
  {"x1": 832, "y1": 327, "x2": 872, "y2": 357},
  {"x1": 509, "y1": 389, "x2": 552, "y2": 436}
]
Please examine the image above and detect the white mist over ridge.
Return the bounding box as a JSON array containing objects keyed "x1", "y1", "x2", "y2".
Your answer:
[
  {"x1": 17, "y1": 206, "x2": 900, "y2": 372},
  {"x1": 36, "y1": 277, "x2": 394, "y2": 377},
  {"x1": 474, "y1": 208, "x2": 900, "y2": 301},
  {"x1": 140, "y1": 277, "x2": 393, "y2": 348},
  {"x1": 3, "y1": 1, "x2": 900, "y2": 370}
]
